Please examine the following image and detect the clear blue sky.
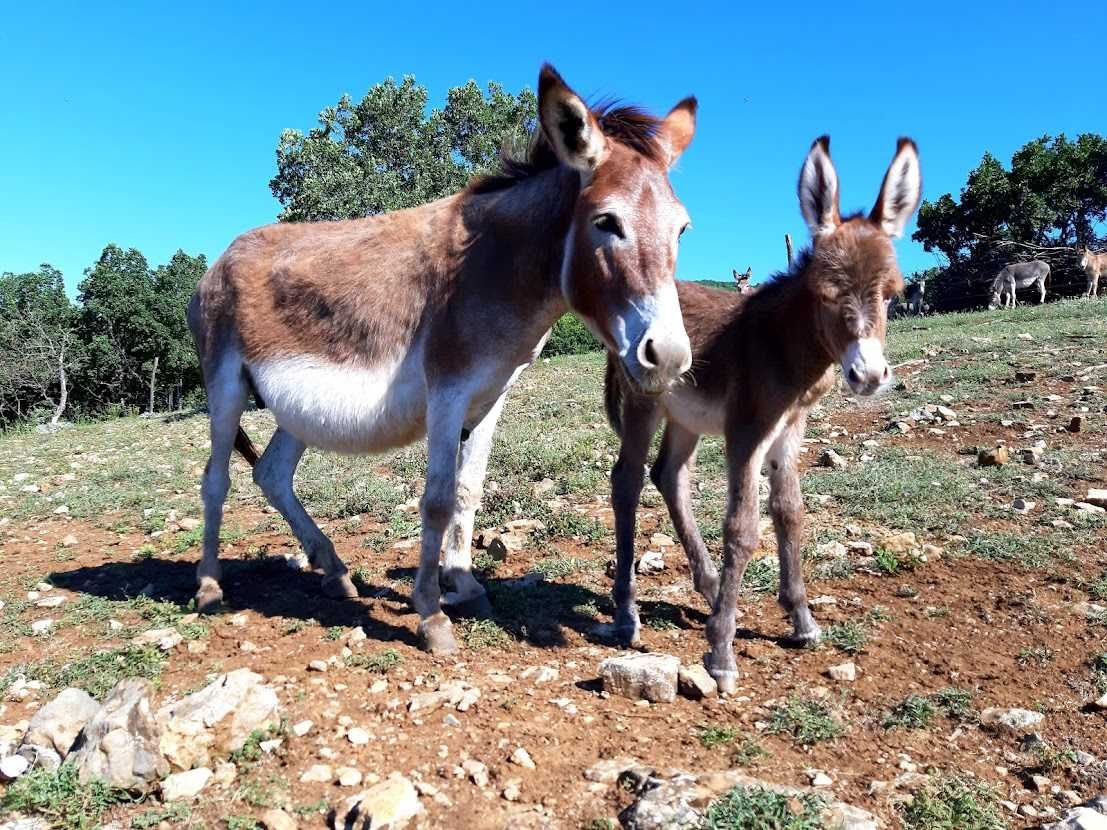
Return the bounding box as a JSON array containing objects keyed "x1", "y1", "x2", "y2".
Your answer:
[{"x1": 2, "y1": 1, "x2": 1104, "y2": 294}]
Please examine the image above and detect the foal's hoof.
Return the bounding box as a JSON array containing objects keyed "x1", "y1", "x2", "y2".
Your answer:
[
  {"x1": 195, "y1": 583, "x2": 224, "y2": 613},
  {"x1": 417, "y1": 614, "x2": 459, "y2": 655},
  {"x1": 322, "y1": 573, "x2": 358, "y2": 600},
  {"x1": 704, "y1": 656, "x2": 738, "y2": 695},
  {"x1": 785, "y1": 624, "x2": 822, "y2": 649}
]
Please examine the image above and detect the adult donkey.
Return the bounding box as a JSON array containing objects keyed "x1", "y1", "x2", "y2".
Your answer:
[
  {"x1": 188, "y1": 65, "x2": 696, "y2": 654},
  {"x1": 604, "y1": 136, "x2": 921, "y2": 692},
  {"x1": 988, "y1": 260, "x2": 1049, "y2": 308},
  {"x1": 1081, "y1": 248, "x2": 1107, "y2": 298}
]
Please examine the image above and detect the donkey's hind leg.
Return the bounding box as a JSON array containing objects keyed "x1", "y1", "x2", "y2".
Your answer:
[
  {"x1": 253, "y1": 428, "x2": 355, "y2": 599},
  {"x1": 441, "y1": 393, "x2": 507, "y2": 614},
  {"x1": 767, "y1": 418, "x2": 820, "y2": 646},
  {"x1": 650, "y1": 423, "x2": 719, "y2": 606},
  {"x1": 197, "y1": 359, "x2": 249, "y2": 611},
  {"x1": 610, "y1": 397, "x2": 661, "y2": 647}
]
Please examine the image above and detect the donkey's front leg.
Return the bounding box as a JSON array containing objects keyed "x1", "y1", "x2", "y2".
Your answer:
[
  {"x1": 413, "y1": 389, "x2": 468, "y2": 654},
  {"x1": 705, "y1": 435, "x2": 762, "y2": 694},
  {"x1": 441, "y1": 392, "x2": 508, "y2": 614},
  {"x1": 610, "y1": 400, "x2": 660, "y2": 647},
  {"x1": 767, "y1": 420, "x2": 819, "y2": 646}
]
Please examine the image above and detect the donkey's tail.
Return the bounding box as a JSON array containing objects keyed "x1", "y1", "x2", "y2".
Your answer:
[
  {"x1": 603, "y1": 354, "x2": 624, "y2": 438},
  {"x1": 234, "y1": 427, "x2": 260, "y2": 467}
]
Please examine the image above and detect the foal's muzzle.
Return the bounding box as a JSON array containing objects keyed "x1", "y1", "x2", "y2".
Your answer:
[{"x1": 842, "y1": 337, "x2": 892, "y2": 397}]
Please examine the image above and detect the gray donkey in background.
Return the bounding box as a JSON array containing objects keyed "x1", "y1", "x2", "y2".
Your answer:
[{"x1": 988, "y1": 260, "x2": 1050, "y2": 308}]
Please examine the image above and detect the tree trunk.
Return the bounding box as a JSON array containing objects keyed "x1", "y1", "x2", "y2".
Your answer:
[
  {"x1": 147, "y1": 356, "x2": 158, "y2": 415},
  {"x1": 785, "y1": 234, "x2": 794, "y2": 268},
  {"x1": 50, "y1": 350, "x2": 68, "y2": 426}
]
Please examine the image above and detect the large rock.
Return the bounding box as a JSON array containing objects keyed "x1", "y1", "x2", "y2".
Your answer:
[
  {"x1": 18, "y1": 687, "x2": 100, "y2": 769},
  {"x1": 157, "y1": 668, "x2": 279, "y2": 770},
  {"x1": 618, "y1": 769, "x2": 881, "y2": 830},
  {"x1": 69, "y1": 678, "x2": 168, "y2": 791},
  {"x1": 599, "y1": 653, "x2": 679, "y2": 703},
  {"x1": 331, "y1": 773, "x2": 423, "y2": 829}
]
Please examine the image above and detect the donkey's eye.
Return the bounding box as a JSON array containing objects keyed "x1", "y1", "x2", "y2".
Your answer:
[
  {"x1": 593, "y1": 213, "x2": 625, "y2": 238},
  {"x1": 679, "y1": 223, "x2": 690, "y2": 239}
]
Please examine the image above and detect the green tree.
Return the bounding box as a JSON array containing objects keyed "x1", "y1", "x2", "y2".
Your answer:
[
  {"x1": 270, "y1": 77, "x2": 537, "y2": 221},
  {"x1": 150, "y1": 250, "x2": 207, "y2": 410}
]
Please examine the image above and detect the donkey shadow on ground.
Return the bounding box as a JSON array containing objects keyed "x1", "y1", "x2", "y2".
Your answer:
[{"x1": 49, "y1": 555, "x2": 784, "y2": 652}]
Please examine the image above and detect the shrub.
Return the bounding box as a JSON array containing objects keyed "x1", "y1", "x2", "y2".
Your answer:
[{"x1": 541, "y1": 314, "x2": 601, "y2": 357}]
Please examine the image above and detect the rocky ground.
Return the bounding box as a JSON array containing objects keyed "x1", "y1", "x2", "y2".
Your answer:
[{"x1": 1, "y1": 298, "x2": 1106, "y2": 830}]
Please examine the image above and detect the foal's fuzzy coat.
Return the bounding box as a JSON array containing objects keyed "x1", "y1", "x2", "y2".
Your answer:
[{"x1": 606, "y1": 136, "x2": 922, "y2": 692}]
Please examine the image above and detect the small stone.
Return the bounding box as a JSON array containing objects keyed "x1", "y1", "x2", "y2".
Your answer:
[
  {"x1": 978, "y1": 447, "x2": 1009, "y2": 467},
  {"x1": 345, "y1": 627, "x2": 368, "y2": 644},
  {"x1": 649, "y1": 532, "x2": 675, "y2": 547},
  {"x1": 502, "y1": 778, "x2": 523, "y2": 802},
  {"x1": 307, "y1": 660, "x2": 328, "y2": 672},
  {"x1": 636, "y1": 550, "x2": 665, "y2": 575},
  {"x1": 1031, "y1": 774, "x2": 1051, "y2": 793},
  {"x1": 178, "y1": 518, "x2": 201, "y2": 531},
  {"x1": 337, "y1": 766, "x2": 363, "y2": 787},
  {"x1": 980, "y1": 707, "x2": 1044, "y2": 735},
  {"x1": 1067, "y1": 416, "x2": 1084, "y2": 433},
  {"x1": 333, "y1": 774, "x2": 422, "y2": 830},
  {"x1": 212, "y1": 761, "x2": 237, "y2": 787},
  {"x1": 161, "y1": 767, "x2": 213, "y2": 801},
  {"x1": 60, "y1": 534, "x2": 78, "y2": 547},
  {"x1": 677, "y1": 664, "x2": 718, "y2": 700},
  {"x1": 880, "y1": 531, "x2": 917, "y2": 554},
  {"x1": 1085, "y1": 489, "x2": 1107, "y2": 508},
  {"x1": 260, "y1": 808, "x2": 297, "y2": 830},
  {"x1": 1075, "y1": 502, "x2": 1106, "y2": 515},
  {"x1": 292, "y1": 719, "x2": 313, "y2": 737},
  {"x1": 1012, "y1": 498, "x2": 1036, "y2": 514},
  {"x1": 347, "y1": 727, "x2": 369, "y2": 745},
  {"x1": 510, "y1": 746, "x2": 536, "y2": 770},
  {"x1": 1, "y1": 754, "x2": 30, "y2": 780},
  {"x1": 808, "y1": 770, "x2": 833, "y2": 787},
  {"x1": 463, "y1": 758, "x2": 490, "y2": 788},
  {"x1": 827, "y1": 662, "x2": 857, "y2": 682},
  {"x1": 599, "y1": 653, "x2": 679, "y2": 703},
  {"x1": 30, "y1": 619, "x2": 54, "y2": 635},
  {"x1": 819, "y1": 448, "x2": 848, "y2": 470},
  {"x1": 299, "y1": 763, "x2": 333, "y2": 784},
  {"x1": 1091, "y1": 691, "x2": 1107, "y2": 710},
  {"x1": 34, "y1": 596, "x2": 66, "y2": 609}
]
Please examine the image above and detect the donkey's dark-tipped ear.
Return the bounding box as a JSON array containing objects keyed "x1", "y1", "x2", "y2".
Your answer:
[
  {"x1": 798, "y1": 135, "x2": 840, "y2": 237},
  {"x1": 871, "y1": 137, "x2": 922, "y2": 238},
  {"x1": 659, "y1": 96, "x2": 697, "y2": 167},
  {"x1": 538, "y1": 63, "x2": 608, "y2": 174}
]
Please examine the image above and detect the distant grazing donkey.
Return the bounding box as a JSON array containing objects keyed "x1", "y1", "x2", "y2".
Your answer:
[
  {"x1": 188, "y1": 64, "x2": 697, "y2": 654},
  {"x1": 1081, "y1": 248, "x2": 1107, "y2": 298},
  {"x1": 605, "y1": 136, "x2": 921, "y2": 692},
  {"x1": 988, "y1": 260, "x2": 1050, "y2": 308}
]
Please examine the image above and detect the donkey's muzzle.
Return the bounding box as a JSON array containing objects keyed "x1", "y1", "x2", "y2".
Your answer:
[{"x1": 634, "y1": 329, "x2": 692, "y2": 392}]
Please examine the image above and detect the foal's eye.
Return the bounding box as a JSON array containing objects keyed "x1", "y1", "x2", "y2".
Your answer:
[
  {"x1": 593, "y1": 213, "x2": 625, "y2": 238},
  {"x1": 679, "y1": 223, "x2": 690, "y2": 239}
]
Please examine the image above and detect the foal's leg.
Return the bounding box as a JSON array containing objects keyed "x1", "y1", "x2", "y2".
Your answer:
[
  {"x1": 441, "y1": 392, "x2": 508, "y2": 611},
  {"x1": 705, "y1": 432, "x2": 764, "y2": 694},
  {"x1": 196, "y1": 360, "x2": 248, "y2": 611},
  {"x1": 253, "y1": 428, "x2": 355, "y2": 599},
  {"x1": 412, "y1": 386, "x2": 468, "y2": 654},
  {"x1": 767, "y1": 419, "x2": 819, "y2": 646},
  {"x1": 610, "y1": 397, "x2": 660, "y2": 647},
  {"x1": 650, "y1": 423, "x2": 719, "y2": 606},
  {"x1": 1038, "y1": 278, "x2": 1046, "y2": 304}
]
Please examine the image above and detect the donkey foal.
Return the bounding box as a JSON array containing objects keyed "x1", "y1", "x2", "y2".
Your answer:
[{"x1": 606, "y1": 136, "x2": 922, "y2": 693}]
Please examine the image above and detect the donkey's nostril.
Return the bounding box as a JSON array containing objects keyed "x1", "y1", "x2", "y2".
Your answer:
[
  {"x1": 881, "y1": 365, "x2": 891, "y2": 382},
  {"x1": 642, "y1": 338, "x2": 659, "y2": 368},
  {"x1": 848, "y1": 367, "x2": 862, "y2": 386}
]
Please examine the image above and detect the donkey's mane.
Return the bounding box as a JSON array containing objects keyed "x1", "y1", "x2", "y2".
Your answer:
[{"x1": 468, "y1": 102, "x2": 666, "y2": 195}]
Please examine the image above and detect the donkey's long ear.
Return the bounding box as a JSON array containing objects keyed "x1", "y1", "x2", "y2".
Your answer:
[
  {"x1": 658, "y1": 97, "x2": 697, "y2": 167},
  {"x1": 538, "y1": 64, "x2": 608, "y2": 173},
  {"x1": 798, "y1": 136, "x2": 840, "y2": 237},
  {"x1": 871, "y1": 138, "x2": 922, "y2": 238}
]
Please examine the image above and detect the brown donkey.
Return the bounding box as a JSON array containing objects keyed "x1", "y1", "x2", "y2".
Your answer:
[
  {"x1": 188, "y1": 65, "x2": 697, "y2": 654},
  {"x1": 606, "y1": 136, "x2": 922, "y2": 692},
  {"x1": 1081, "y1": 248, "x2": 1107, "y2": 298}
]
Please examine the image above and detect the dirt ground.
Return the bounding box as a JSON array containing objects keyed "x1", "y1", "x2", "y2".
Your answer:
[{"x1": 1, "y1": 299, "x2": 1106, "y2": 829}]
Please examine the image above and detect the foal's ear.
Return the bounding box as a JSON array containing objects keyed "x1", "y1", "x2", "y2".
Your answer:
[
  {"x1": 658, "y1": 97, "x2": 697, "y2": 167},
  {"x1": 538, "y1": 64, "x2": 608, "y2": 174},
  {"x1": 798, "y1": 136, "x2": 840, "y2": 237},
  {"x1": 871, "y1": 137, "x2": 922, "y2": 238}
]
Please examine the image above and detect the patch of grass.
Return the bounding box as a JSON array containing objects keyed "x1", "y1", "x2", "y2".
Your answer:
[
  {"x1": 932, "y1": 687, "x2": 976, "y2": 722},
  {"x1": 282, "y1": 618, "x2": 315, "y2": 635},
  {"x1": 459, "y1": 618, "x2": 513, "y2": 650},
  {"x1": 874, "y1": 547, "x2": 918, "y2": 576},
  {"x1": 533, "y1": 509, "x2": 607, "y2": 544},
  {"x1": 730, "y1": 737, "x2": 769, "y2": 768},
  {"x1": 1016, "y1": 646, "x2": 1053, "y2": 666},
  {"x1": 900, "y1": 775, "x2": 1007, "y2": 830},
  {"x1": 131, "y1": 802, "x2": 191, "y2": 828},
  {"x1": 532, "y1": 555, "x2": 592, "y2": 580},
  {"x1": 324, "y1": 625, "x2": 343, "y2": 641},
  {"x1": 702, "y1": 785, "x2": 826, "y2": 830},
  {"x1": 177, "y1": 621, "x2": 208, "y2": 641},
  {"x1": 1091, "y1": 653, "x2": 1107, "y2": 693},
  {"x1": 1021, "y1": 742, "x2": 1078, "y2": 774},
  {"x1": 228, "y1": 724, "x2": 281, "y2": 767},
  {"x1": 965, "y1": 532, "x2": 1054, "y2": 569},
  {"x1": 766, "y1": 697, "x2": 844, "y2": 746},
  {"x1": 26, "y1": 645, "x2": 166, "y2": 699},
  {"x1": 292, "y1": 798, "x2": 329, "y2": 816},
  {"x1": 344, "y1": 648, "x2": 404, "y2": 673},
  {"x1": 823, "y1": 620, "x2": 868, "y2": 655},
  {"x1": 697, "y1": 724, "x2": 739, "y2": 749},
  {"x1": 471, "y1": 549, "x2": 502, "y2": 574},
  {"x1": 1087, "y1": 572, "x2": 1107, "y2": 601},
  {"x1": 883, "y1": 694, "x2": 937, "y2": 730},
  {"x1": 1, "y1": 762, "x2": 134, "y2": 830},
  {"x1": 225, "y1": 816, "x2": 260, "y2": 830},
  {"x1": 742, "y1": 557, "x2": 780, "y2": 595}
]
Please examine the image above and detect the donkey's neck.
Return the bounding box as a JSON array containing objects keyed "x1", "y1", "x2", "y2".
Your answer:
[{"x1": 753, "y1": 267, "x2": 836, "y2": 389}]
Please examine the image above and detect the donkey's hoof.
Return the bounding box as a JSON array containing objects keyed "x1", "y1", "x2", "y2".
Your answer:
[
  {"x1": 613, "y1": 624, "x2": 641, "y2": 649},
  {"x1": 417, "y1": 615, "x2": 459, "y2": 655},
  {"x1": 704, "y1": 656, "x2": 738, "y2": 695},
  {"x1": 443, "y1": 590, "x2": 493, "y2": 620},
  {"x1": 786, "y1": 625, "x2": 822, "y2": 649},
  {"x1": 195, "y1": 584, "x2": 224, "y2": 613},
  {"x1": 322, "y1": 573, "x2": 358, "y2": 600}
]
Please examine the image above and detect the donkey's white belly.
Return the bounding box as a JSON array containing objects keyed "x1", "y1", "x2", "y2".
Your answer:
[
  {"x1": 662, "y1": 384, "x2": 726, "y2": 436},
  {"x1": 250, "y1": 353, "x2": 428, "y2": 454}
]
